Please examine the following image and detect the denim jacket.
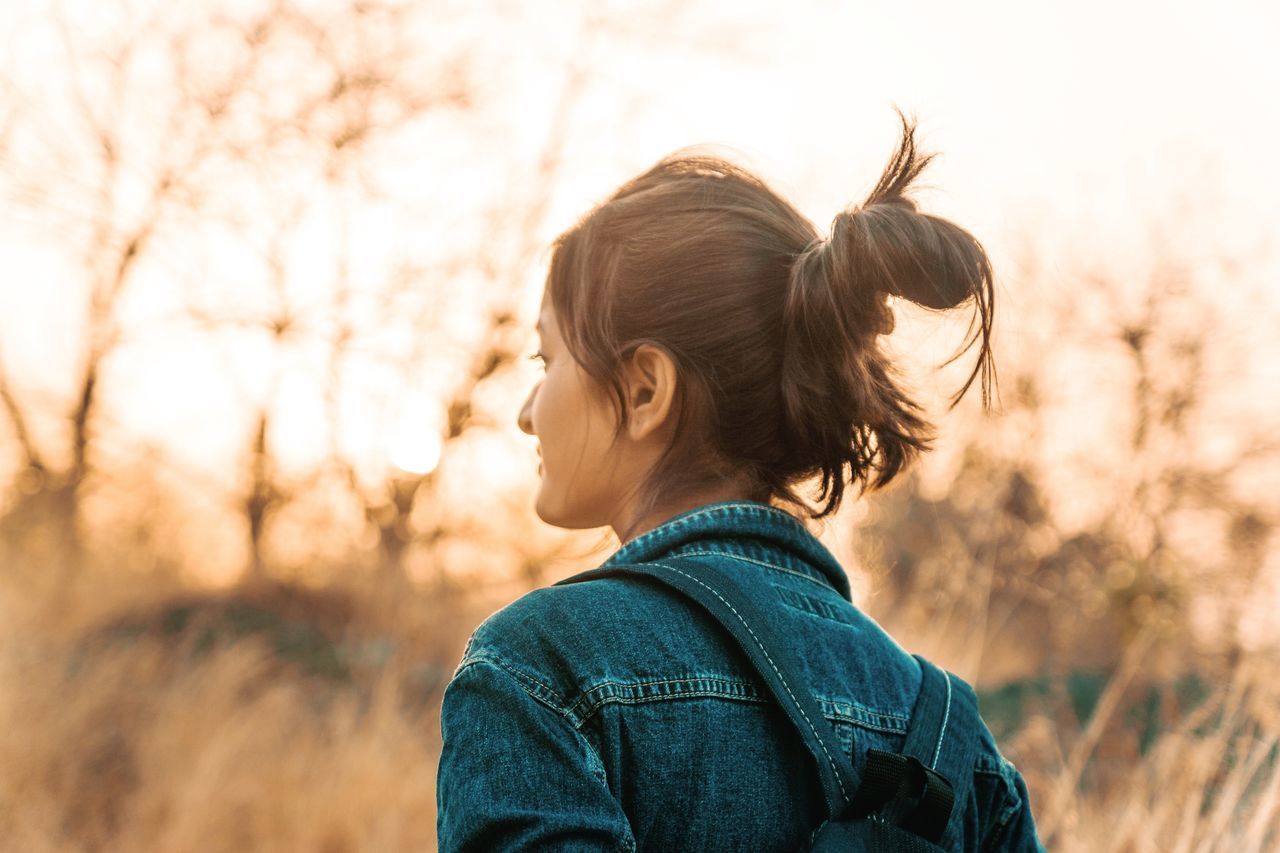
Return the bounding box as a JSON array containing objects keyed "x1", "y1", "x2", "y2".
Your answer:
[{"x1": 436, "y1": 500, "x2": 1045, "y2": 851}]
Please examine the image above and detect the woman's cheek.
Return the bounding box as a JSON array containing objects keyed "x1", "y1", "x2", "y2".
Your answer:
[{"x1": 531, "y1": 378, "x2": 556, "y2": 465}]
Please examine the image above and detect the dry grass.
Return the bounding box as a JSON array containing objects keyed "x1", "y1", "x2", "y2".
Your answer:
[
  {"x1": 1049, "y1": 656, "x2": 1280, "y2": 852},
  {"x1": 0, "y1": 562, "x2": 1276, "y2": 852},
  {"x1": 0, "y1": 566, "x2": 470, "y2": 853}
]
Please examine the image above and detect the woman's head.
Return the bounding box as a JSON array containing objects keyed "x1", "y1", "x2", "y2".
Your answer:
[{"x1": 518, "y1": 112, "x2": 996, "y2": 537}]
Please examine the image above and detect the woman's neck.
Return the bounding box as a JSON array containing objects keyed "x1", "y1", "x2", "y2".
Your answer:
[{"x1": 611, "y1": 485, "x2": 755, "y2": 545}]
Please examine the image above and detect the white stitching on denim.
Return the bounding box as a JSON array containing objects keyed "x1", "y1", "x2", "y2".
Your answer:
[
  {"x1": 667, "y1": 502, "x2": 794, "y2": 526},
  {"x1": 457, "y1": 658, "x2": 620, "y2": 799},
  {"x1": 588, "y1": 674, "x2": 756, "y2": 691},
  {"x1": 649, "y1": 560, "x2": 850, "y2": 804},
  {"x1": 461, "y1": 654, "x2": 569, "y2": 712},
  {"x1": 576, "y1": 689, "x2": 770, "y2": 721},
  {"x1": 568, "y1": 673, "x2": 908, "y2": 733},
  {"x1": 932, "y1": 671, "x2": 953, "y2": 769},
  {"x1": 567, "y1": 675, "x2": 760, "y2": 717},
  {"x1": 672, "y1": 550, "x2": 832, "y2": 589},
  {"x1": 613, "y1": 503, "x2": 802, "y2": 557}
]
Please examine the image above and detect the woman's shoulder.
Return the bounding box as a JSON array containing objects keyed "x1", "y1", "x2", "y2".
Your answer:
[
  {"x1": 464, "y1": 574, "x2": 660, "y2": 655},
  {"x1": 455, "y1": 572, "x2": 704, "y2": 696}
]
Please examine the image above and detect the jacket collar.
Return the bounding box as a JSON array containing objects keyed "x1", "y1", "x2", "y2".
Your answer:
[{"x1": 601, "y1": 499, "x2": 853, "y2": 601}]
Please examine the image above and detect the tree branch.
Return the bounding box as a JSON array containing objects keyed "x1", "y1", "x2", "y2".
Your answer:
[{"x1": 0, "y1": 353, "x2": 44, "y2": 472}]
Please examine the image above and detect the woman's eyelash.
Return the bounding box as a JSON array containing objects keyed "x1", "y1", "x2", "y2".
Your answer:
[{"x1": 528, "y1": 350, "x2": 546, "y2": 364}]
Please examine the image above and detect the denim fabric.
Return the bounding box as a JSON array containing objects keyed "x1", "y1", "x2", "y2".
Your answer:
[{"x1": 436, "y1": 500, "x2": 1045, "y2": 852}]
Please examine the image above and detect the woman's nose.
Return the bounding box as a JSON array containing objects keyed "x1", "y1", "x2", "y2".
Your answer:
[{"x1": 517, "y1": 384, "x2": 537, "y2": 435}]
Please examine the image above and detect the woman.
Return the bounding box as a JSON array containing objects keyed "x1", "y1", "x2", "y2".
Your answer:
[{"x1": 436, "y1": 114, "x2": 1044, "y2": 851}]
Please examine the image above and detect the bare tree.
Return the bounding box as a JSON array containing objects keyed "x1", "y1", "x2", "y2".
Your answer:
[
  {"x1": 0, "y1": 0, "x2": 769, "y2": 594},
  {"x1": 859, "y1": 244, "x2": 1279, "y2": 675},
  {"x1": 0, "y1": 0, "x2": 469, "y2": 581}
]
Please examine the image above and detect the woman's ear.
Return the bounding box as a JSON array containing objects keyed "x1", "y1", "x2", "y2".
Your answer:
[{"x1": 621, "y1": 344, "x2": 678, "y2": 442}]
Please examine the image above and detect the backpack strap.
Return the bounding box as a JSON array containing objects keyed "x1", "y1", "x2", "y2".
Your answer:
[
  {"x1": 555, "y1": 557, "x2": 861, "y2": 822},
  {"x1": 555, "y1": 556, "x2": 982, "y2": 845},
  {"x1": 847, "y1": 656, "x2": 980, "y2": 845},
  {"x1": 902, "y1": 655, "x2": 982, "y2": 848}
]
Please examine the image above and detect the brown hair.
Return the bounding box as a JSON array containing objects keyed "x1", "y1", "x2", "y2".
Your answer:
[{"x1": 545, "y1": 111, "x2": 996, "y2": 523}]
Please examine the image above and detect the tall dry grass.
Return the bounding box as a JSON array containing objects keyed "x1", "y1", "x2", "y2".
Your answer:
[
  {"x1": 1050, "y1": 655, "x2": 1280, "y2": 851},
  {"x1": 0, "y1": 562, "x2": 483, "y2": 852},
  {"x1": 0, "y1": 543, "x2": 1277, "y2": 851}
]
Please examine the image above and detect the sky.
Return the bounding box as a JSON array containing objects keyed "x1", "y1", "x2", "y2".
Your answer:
[{"x1": 0, "y1": 0, "x2": 1276, "y2": 582}]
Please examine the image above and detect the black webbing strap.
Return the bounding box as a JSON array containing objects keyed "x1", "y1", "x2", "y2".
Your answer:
[
  {"x1": 900, "y1": 656, "x2": 981, "y2": 847},
  {"x1": 846, "y1": 749, "x2": 955, "y2": 843}
]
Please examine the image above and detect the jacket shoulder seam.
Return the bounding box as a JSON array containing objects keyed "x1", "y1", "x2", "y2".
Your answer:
[
  {"x1": 456, "y1": 653, "x2": 571, "y2": 716},
  {"x1": 449, "y1": 656, "x2": 614, "y2": 790},
  {"x1": 567, "y1": 675, "x2": 768, "y2": 724}
]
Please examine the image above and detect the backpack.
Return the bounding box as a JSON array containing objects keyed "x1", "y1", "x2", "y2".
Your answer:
[{"x1": 555, "y1": 556, "x2": 982, "y2": 851}]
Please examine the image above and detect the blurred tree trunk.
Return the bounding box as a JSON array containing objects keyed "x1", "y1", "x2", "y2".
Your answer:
[{"x1": 0, "y1": 0, "x2": 470, "y2": 584}]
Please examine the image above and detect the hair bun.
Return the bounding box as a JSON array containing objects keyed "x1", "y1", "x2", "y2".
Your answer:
[
  {"x1": 786, "y1": 109, "x2": 997, "y2": 415},
  {"x1": 777, "y1": 106, "x2": 999, "y2": 514},
  {"x1": 830, "y1": 182, "x2": 988, "y2": 312}
]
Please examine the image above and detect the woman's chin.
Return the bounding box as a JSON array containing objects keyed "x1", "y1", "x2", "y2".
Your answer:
[
  {"x1": 532, "y1": 484, "x2": 559, "y2": 527},
  {"x1": 533, "y1": 486, "x2": 608, "y2": 532}
]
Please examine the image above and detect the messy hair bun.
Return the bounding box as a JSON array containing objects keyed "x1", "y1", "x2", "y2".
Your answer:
[
  {"x1": 779, "y1": 111, "x2": 996, "y2": 514},
  {"x1": 545, "y1": 110, "x2": 996, "y2": 522}
]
